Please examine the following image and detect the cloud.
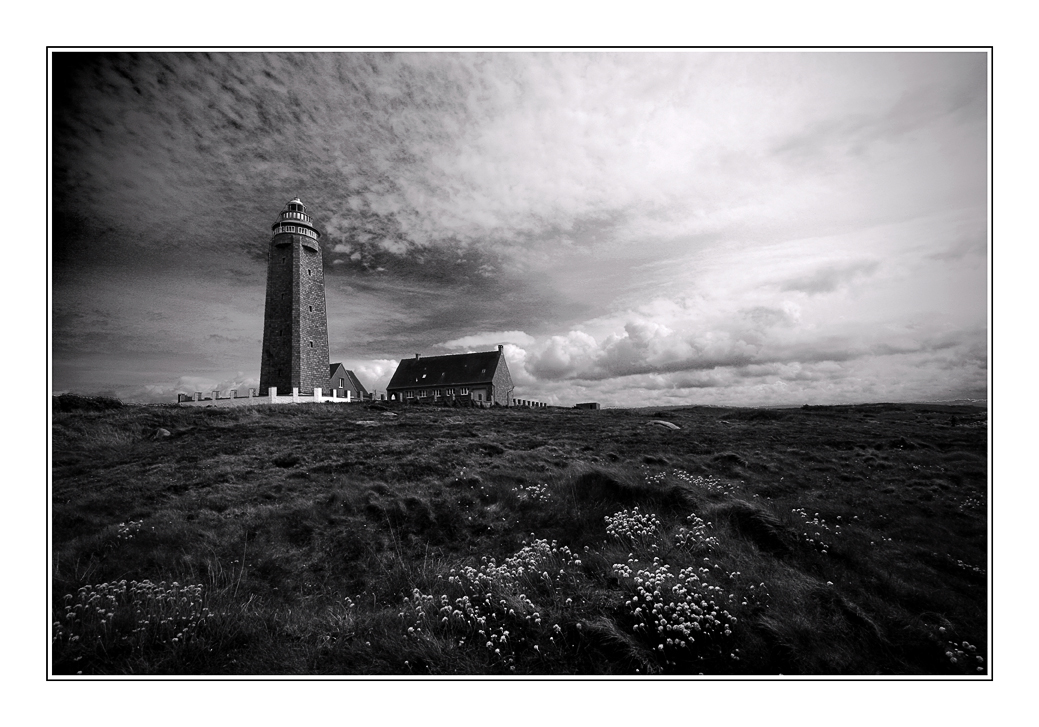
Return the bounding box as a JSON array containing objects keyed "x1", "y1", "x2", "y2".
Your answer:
[
  {"x1": 102, "y1": 373, "x2": 259, "y2": 404},
  {"x1": 527, "y1": 331, "x2": 599, "y2": 380},
  {"x1": 779, "y1": 260, "x2": 880, "y2": 295},
  {"x1": 927, "y1": 234, "x2": 987, "y2": 262},
  {"x1": 337, "y1": 358, "x2": 400, "y2": 395},
  {"x1": 740, "y1": 304, "x2": 802, "y2": 328},
  {"x1": 440, "y1": 331, "x2": 535, "y2": 349},
  {"x1": 511, "y1": 339, "x2": 986, "y2": 408}
]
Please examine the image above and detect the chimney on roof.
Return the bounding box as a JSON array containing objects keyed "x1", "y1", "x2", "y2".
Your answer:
[
  {"x1": 498, "y1": 344, "x2": 503, "y2": 352},
  {"x1": 415, "y1": 353, "x2": 420, "y2": 360}
]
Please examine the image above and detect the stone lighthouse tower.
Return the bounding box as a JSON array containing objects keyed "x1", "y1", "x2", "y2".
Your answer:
[{"x1": 259, "y1": 197, "x2": 330, "y2": 396}]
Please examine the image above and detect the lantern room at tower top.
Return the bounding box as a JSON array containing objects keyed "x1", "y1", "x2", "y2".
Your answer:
[{"x1": 271, "y1": 197, "x2": 321, "y2": 244}]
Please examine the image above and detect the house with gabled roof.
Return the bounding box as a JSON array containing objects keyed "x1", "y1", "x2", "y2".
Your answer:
[
  {"x1": 329, "y1": 362, "x2": 369, "y2": 401},
  {"x1": 386, "y1": 345, "x2": 514, "y2": 406}
]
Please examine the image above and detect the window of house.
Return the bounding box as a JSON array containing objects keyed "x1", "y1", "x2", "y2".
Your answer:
[
  {"x1": 339, "y1": 378, "x2": 345, "y2": 388},
  {"x1": 461, "y1": 387, "x2": 469, "y2": 395},
  {"x1": 406, "y1": 391, "x2": 414, "y2": 398}
]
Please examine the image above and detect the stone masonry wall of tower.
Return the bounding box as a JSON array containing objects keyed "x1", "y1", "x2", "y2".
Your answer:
[
  {"x1": 259, "y1": 200, "x2": 330, "y2": 396},
  {"x1": 259, "y1": 237, "x2": 293, "y2": 395},
  {"x1": 295, "y1": 237, "x2": 330, "y2": 392}
]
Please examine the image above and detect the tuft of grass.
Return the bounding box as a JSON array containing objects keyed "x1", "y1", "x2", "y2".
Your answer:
[{"x1": 711, "y1": 500, "x2": 795, "y2": 556}]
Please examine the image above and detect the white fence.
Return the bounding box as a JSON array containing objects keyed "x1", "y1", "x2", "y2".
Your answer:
[{"x1": 177, "y1": 387, "x2": 357, "y2": 407}]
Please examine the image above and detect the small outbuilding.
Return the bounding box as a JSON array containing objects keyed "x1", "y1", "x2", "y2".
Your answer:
[
  {"x1": 386, "y1": 346, "x2": 514, "y2": 406},
  {"x1": 329, "y1": 363, "x2": 369, "y2": 401}
]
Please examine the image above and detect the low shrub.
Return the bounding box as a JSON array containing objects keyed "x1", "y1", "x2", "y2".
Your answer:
[{"x1": 54, "y1": 394, "x2": 124, "y2": 412}]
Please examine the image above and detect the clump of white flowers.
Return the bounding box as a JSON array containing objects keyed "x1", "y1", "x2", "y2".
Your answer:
[
  {"x1": 932, "y1": 624, "x2": 986, "y2": 674},
  {"x1": 54, "y1": 580, "x2": 210, "y2": 667},
  {"x1": 674, "y1": 513, "x2": 719, "y2": 551},
  {"x1": 114, "y1": 520, "x2": 145, "y2": 540},
  {"x1": 791, "y1": 508, "x2": 841, "y2": 554},
  {"x1": 668, "y1": 469, "x2": 738, "y2": 496},
  {"x1": 612, "y1": 558, "x2": 742, "y2": 670},
  {"x1": 401, "y1": 538, "x2": 583, "y2": 670},
  {"x1": 605, "y1": 507, "x2": 661, "y2": 541},
  {"x1": 512, "y1": 482, "x2": 552, "y2": 504}
]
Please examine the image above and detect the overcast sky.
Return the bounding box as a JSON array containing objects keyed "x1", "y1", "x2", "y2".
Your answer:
[{"x1": 51, "y1": 51, "x2": 988, "y2": 407}]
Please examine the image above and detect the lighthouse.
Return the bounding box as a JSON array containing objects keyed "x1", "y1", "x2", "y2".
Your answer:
[{"x1": 259, "y1": 197, "x2": 330, "y2": 396}]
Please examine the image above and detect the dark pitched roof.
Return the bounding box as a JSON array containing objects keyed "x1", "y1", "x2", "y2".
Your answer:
[
  {"x1": 387, "y1": 350, "x2": 501, "y2": 390},
  {"x1": 344, "y1": 370, "x2": 367, "y2": 395}
]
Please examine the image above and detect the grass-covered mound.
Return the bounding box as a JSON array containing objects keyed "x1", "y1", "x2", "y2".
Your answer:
[{"x1": 51, "y1": 402, "x2": 988, "y2": 675}]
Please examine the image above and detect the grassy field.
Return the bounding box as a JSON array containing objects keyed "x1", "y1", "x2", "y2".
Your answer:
[{"x1": 50, "y1": 397, "x2": 988, "y2": 676}]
